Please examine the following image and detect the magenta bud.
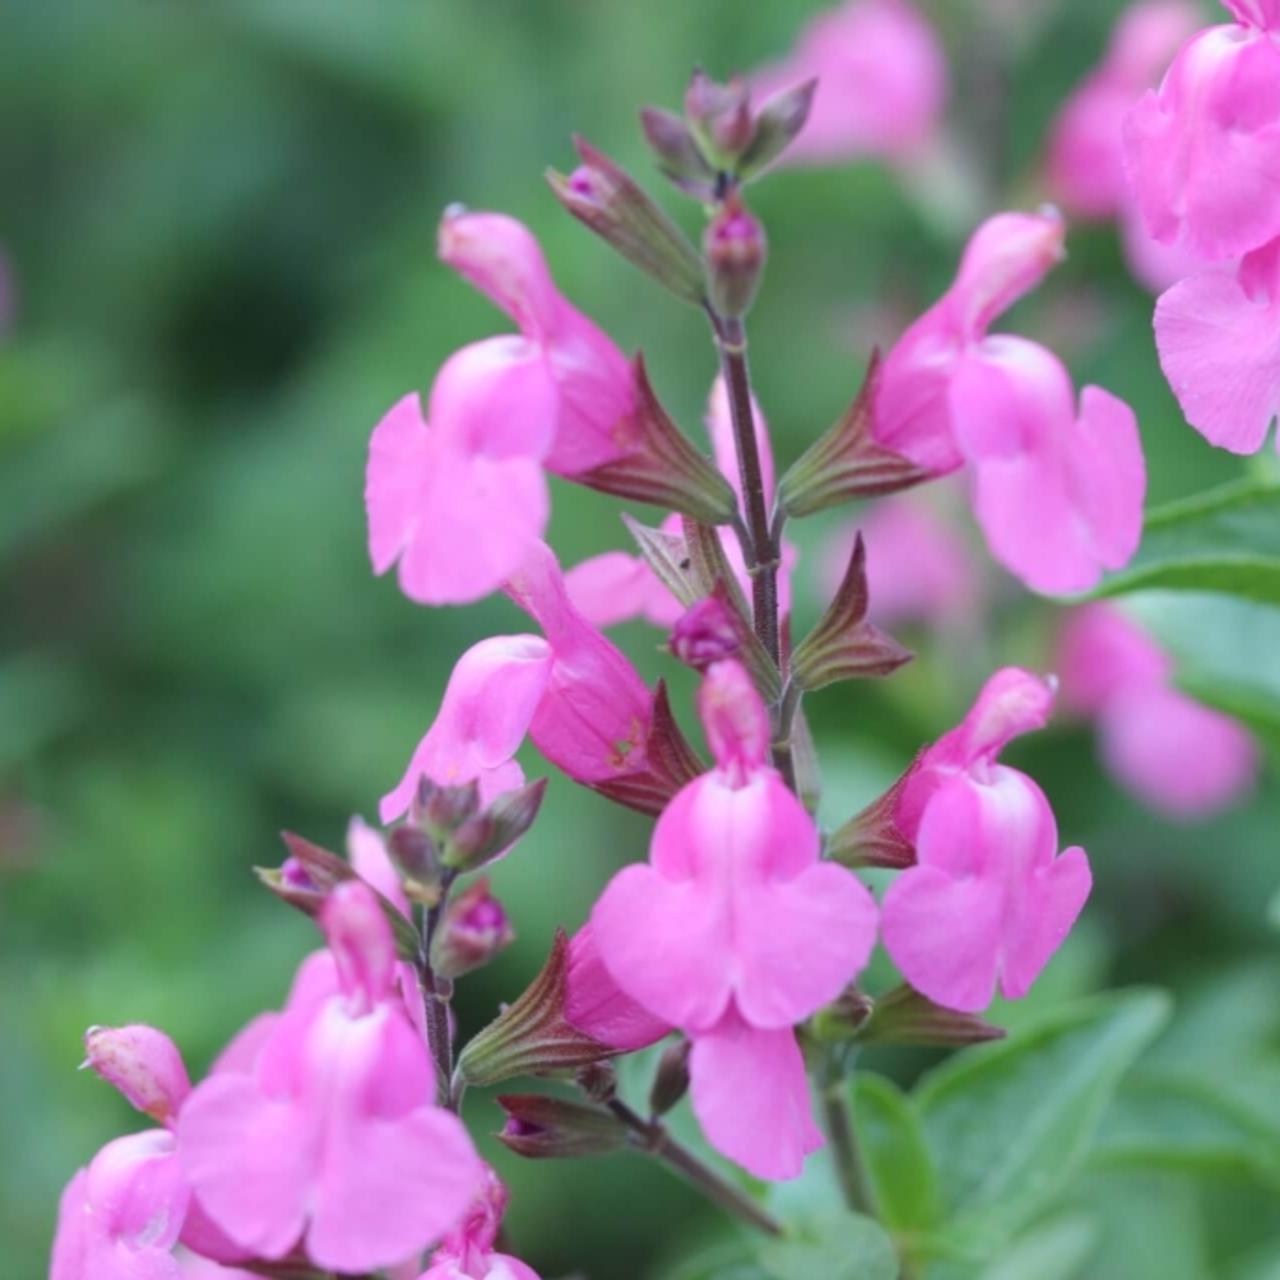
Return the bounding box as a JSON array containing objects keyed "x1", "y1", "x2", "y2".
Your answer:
[
  {"x1": 83, "y1": 1025, "x2": 191, "y2": 1125},
  {"x1": 387, "y1": 823, "x2": 439, "y2": 881},
  {"x1": 669, "y1": 594, "x2": 742, "y2": 671},
  {"x1": 414, "y1": 776, "x2": 481, "y2": 835},
  {"x1": 496, "y1": 1094, "x2": 626, "y2": 1160},
  {"x1": 704, "y1": 200, "x2": 766, "y2": 318},
  {"x1": 431, "y1": 877, "x2": 515, "y2": 979},
  {"x1": 445, "y1": 777, "x2": 548, "y2": 871}
]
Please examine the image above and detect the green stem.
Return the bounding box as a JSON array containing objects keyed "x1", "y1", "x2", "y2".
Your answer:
[
  {"x1": 820, "y1": 1077, "x2": 879, "y2": 1219},
  {"x1": 607, "y1": 1097, "x2": 783, "y2": 1237},
  {"x1": 419, "y1": 871, "x2": 457, "y2": 1109}
]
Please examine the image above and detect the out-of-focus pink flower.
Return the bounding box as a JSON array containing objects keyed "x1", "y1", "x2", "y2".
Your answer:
[
  {"x1": 83, "y1": 1026, "x2": 191, "y2": 1128},
  {"x1": 179, "y1": 883, "x2": 483, "y2": 1274},
  {"x1": 883, "y1": 668, "x2": 1092, "y2": 1012},
  {"x1": 875, "y1": 210, "x2": 1145, "y2": 594},
  {"x1": 821, "y1": 493, "x2": 982, "y2": 630},
  {"x1": 505, "y1": 541, "x2": 655, "y2": 786},
  {"x1": 1048, "y1": 2, "x2": 1201, "y2": 220},
  {"x1": 1057, "y1": 604, "x2": 1258, "y2": 817},
  {"x1": 419, "y1": 1169, "x2": 541, "y2": 1280},
  {"x1": 564, "y1": 925, "x2": 671, "y2": 1052},
  {"x1": 1119, "y1": 199, "x2": 1208, "y2": 292},
  {"x1": 52, "y1": 1130, "x2": 190, "y2": 1280},
  {"x1": 178, "y1": 1254, "x2": 259, "y2": 1279},
  {"x1": 1123, "y1": 4, "x2": 1280, "y2": 262},
  {"x1": 347, "y1": 815, "x2": 411, "y2": 915},
  {"x1": 591, "y1": 660, "x2": 877, "y2": 1178},
  {"x1": 366, "y1": 212, "x2": 637, "y2": 606},
  {"x1": 750, "y1": 0, "x2": 947, "y2": 164},
  {"x1": 1154, "y1": 233, "x2": 1280, "y2": 454},
  {"x1": 380, "y1": 636, "x2": 553, "y2": 823}
]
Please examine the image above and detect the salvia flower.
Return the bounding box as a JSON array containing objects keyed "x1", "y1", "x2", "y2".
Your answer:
[
  {"x1": 874, "y1": 208, "x2": 1145, "y2": 594},
  {"x1": 1123, "y1": 0, "x2": 1280, "y2": 262},
  {"x1": 178, "y1": 882, "x2": 483, "y2": 1274},
  {"x1": 591, "y1": 660, "x2": 878, "y2": 1178},
  {"x1": 83, "y1": 1025, "x2": 192, "y2": 1128},
  {"x1": 749, "y1": 0, "x2": 948, "y2": 164},
  {"x1": 1058, "y1": 604, "x2": 1258, "y2": 816},
  {"x1": 419, "y1": 1168, "x2": 541, "y2": 1280},
  {"x1": 882, "y1": 668, "x2": 1093, "y2": 1013}
]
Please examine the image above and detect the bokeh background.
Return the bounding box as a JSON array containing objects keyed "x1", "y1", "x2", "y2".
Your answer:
[{"x1": 2, "y1": 1, "x2": 1276, "y2": 1277}]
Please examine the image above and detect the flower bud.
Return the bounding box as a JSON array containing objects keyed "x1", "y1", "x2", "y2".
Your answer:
[
  {"x1": 684, "y1": 69, "x2": 754, "y2": 169},
  {"x1": 431, "y1": 878, "x2": 515, "y2": 979},
  {"x1": 445, "y1": 778, "x2": 548, "y2": 872},
  {"x1": 639, "y1": 106, "x2": 717, "y2": 201},
  {"x1": 496, "y1": 1094, "x2": 627, "y2": 1160},
  {"x1": 414, "y1": 776, "x2": 481, "y2": 837},
  {"x1": 83, "y1": 1025, "x2": 190, "y2": 1125},
  {"x1": 648, "y1": 1039, "x2": 691, "y2": 1117},
  {"x1": 575, "y1": 1059, "x2": 618, "y2": 1104},
  {"x1": 738, "y1": 79, "x2": 818, "y2": 180},
  {"x1": 387, "y1": 823, "x2": 439, "y2": 883},
  {"x1": 547, "y1": 138, "x2": 705, "y2": 305},
  {"x1": 704, "y1": 200, "x2": 766, "y2": 319},
  {"x1": 857, "y1": 984, "x2": 1005, "y2": 1048},
  {"x1": 669, "y1": 592, "x2": 743, "y2": 671},
  {"x1": 809, "y1": 987, "x2": 877, "y2": 1044}
]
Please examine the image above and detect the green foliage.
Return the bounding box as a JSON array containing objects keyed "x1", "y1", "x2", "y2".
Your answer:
[{"x1": 757, "y1": 1213, "x2": 900, "y2": 1280}]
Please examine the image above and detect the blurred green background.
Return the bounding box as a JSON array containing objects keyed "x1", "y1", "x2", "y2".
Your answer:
[{"x1": 2, "y1": 1, "x2": 1276, "y2": 1277}]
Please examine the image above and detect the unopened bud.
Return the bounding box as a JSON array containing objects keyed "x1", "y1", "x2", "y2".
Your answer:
[
  {"x1": 704, "y1": 201, "x2": 766, "y2": 319},
  {"x1": 809, "y1": 988, "x2": 877, "y2": 1044},
  {"x1": 739, "y1": 79, "x2": 818, "y2": 180},
  {"x1": 547, "y1": 139, "x2": 705, "y2": 305},
  {"x1": 431, "y1": 878, "x2": 515, "y2": 979},
  {"x1": 83, "y1": 1025, "x2": 191, "y2": 1125},
  {"x1": 669, "y1": 592, "x2": 743, "y2": 671},
  {"x1": 575, "y1": 1059, "x2": 618, "y2": 1105},
  {"x1": 858, "y1": 984, "x2": 1006, "y2": 1048},
  {"x1": 496, "y1": 1094, "x2": 627, "y2": 1160},
  {"x1": 414, "y1": 776, "x2": 481, "y2": 836},
  {"x1": 684, "y1": 69, "x2": 754, "y2": 169},
  {"x1": 639, "y1": 106, "x2": 717, "y2": 201},
  {"x1": 387, "y1": 824, "x2": 439, "y2": 882},
  {"x1": 648, "y1": 1039, "x2": 691, "y2": 1117},
  {"x1": 445, "y1": 777, "x2": 548, "y2": 871}
]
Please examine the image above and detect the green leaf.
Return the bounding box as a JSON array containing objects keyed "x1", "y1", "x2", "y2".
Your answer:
[
  {"x1": 1090, "y1": 1071, "x2": 1280, "y2": 1188},
  {"x1": 852, "y1": 1073, "x2": 941, "y2": 1233},
  {"x1": 1095, "y1": 479, "x2": 1280, "y2": 603},
  {"x1": 658, "y1": 1240, "x2": 770, "y2": 1280},
  {"x1": 757, "y1": 1213, "x2": 899, "y2": 1280},
  {"x1": 982, "y1": 1214, "x2": 1097, "y2": 1280},
  {"x1": 915, "y1": 989, "x2": 1170, "y2": 1247}
]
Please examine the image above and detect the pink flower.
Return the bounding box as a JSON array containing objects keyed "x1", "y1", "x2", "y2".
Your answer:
[
  {"x1": 1048, "y1": 2, "x2": 1202, "y2": 220},
  {"x1": 380, "y1": 636, "x2": 553, "y2": 823},
  {"x1": 419, "y1": 1169, "x2": 541, "y2": 1280},
  {"x1": 366, "y1": 211, "x2": 637, "y2": 606},
  {"x1": 178, "y1": 883, "x2": 483, "y2": 1274},
  {"x1": 883, "y1": 668, "x2": 1092, "y2": 1012},
  {"x1": 83, "y1": 1025, "x2": 192, "y2": 1128},
  {"x1": 875, "y1": 210, "x2": 1145, "y2": 594},
  {"x1": 505, "y1": 541, "x2": 655, "y2": 786},
  {"x1": 1058, "y1": 604, "x2": 1258, "y2": 817},
  {"x1": 1123, "y1": 3, "x2": 1280, "y2": 262},
  {"x1": 1154, "y1": 233, "x2": 1280, "y2": 453},
  {"x1": 438, "y1": 210, "x2": 636, "y2": 479},
  {"x1": 750, "y1": 0, "x2": 947, "y2": 164},
  {"x1": 51, "y1": 1131, "x2": 189, "y2": 1280},
  {"x1": 564, "y1": 924, "x2": 671, "y2": 1052},
  {"x1": 591, "y1": 660, "x2": 877, "y2": 1178}
]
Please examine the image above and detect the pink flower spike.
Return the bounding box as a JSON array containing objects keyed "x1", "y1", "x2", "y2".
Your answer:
[
  {"x1": 750, "y1": 0, "x2": 948, "y2": 164},
  {"x1": 179, "y1": 927, "x2": 483, "y2": 1273},
  {"x1": 882, "y1": 774, "x2": 1092, "y2": 1011},
  {"x1": 1123, "y1": 20, "x2": 1280, "y2": 261},
  {"x1": 51, "y1": 1130, "x2": 189, "y2": 1280},
  {"x1": 505, "y1": 541, "x2": 654, "y2": 785},
  {"x1": 365, "y1": 392, "x2": 550, "y2": 606},
  {"x1": 83, "y1": 1025, "x2": 191, "y2": 1127},
  {"x1": 688, "y1": 1010, "x2": 823, "y2": 1181},
  {"x1": 564, "y1": 925, "x2": 672, "y2": 1052},
  {"x1": 949, "y1": 337, "x2": 1145, "y2": 594},
  {"x1": 1154, "y1": 234, "x2": 1280, "y2": 454},
  {"x1": 1098, "y1": 683, "x2": 1258, "y2": 818},
  {"x1": 380, "y1": 633, "x2": 552, "y2": 824}
]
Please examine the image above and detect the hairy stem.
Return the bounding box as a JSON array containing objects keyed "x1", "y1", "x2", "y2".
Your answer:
[
  {"x1": 821, "y1": 1079, "x2": 879, "y2": 1219},
  {"x1": 419, "y1": 872, "x2": 457, "y2": 1109},
  {"x1": 709, "y1": 310, "x2": 781, "y2": 668},
  {"x1": 607, "y1": 1097, "x2": 783, "y2": 1237}
]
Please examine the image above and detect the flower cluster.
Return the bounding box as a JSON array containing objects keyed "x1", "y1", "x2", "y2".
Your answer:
[{"x1": 49, "y1": 2, "x2": 1269, "y2": 1275}]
